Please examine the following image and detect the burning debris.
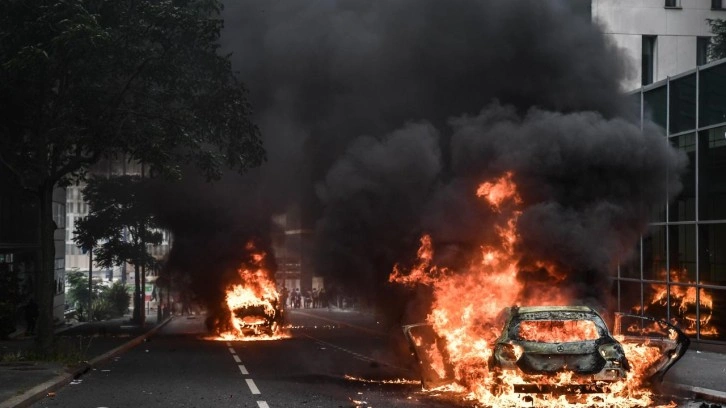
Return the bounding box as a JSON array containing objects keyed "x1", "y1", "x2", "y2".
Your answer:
[
  {"x1": 391, "y1": 174, "x2": 689, "y2": 407},
  {"x1": 207, "y1": 242, "x2": 288, "y2": 341}
]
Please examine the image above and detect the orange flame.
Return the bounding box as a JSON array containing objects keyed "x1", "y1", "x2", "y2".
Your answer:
[
  {"x1": 391, "y1": 172, "x2": 673, "y2": 407},
  {"x1": 637, "y1": 268, "x2": 718, "y2": 337},
  {"x1": 213, "y1": 242, "x2": 289, "y2": 341}
]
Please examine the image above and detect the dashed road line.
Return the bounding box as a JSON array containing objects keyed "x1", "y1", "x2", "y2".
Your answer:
[
  {"x1": 228, "y1": 347, "x2": 236, "y2": 354},
  {"x1": 226, "y1": 342, "x2": 232, "y2": 347},
  {"x1": 238, "y1": 364, "x2": 249, "y2": 375},
  {"x1": 233, "y1": 354, "x2": 241, "y2": 363},
  {"x1": 246, "y1": 378, "x2": 261, "y2": 395},
  {"x1": 257, "y1": 401, "x2": 270, "y2": 408}
]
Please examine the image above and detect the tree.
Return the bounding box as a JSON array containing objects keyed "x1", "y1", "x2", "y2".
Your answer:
[
  {"x1": 74, "y1": 175, "x2": 163, "y2": 324},
  {"x1": 0, "y1": 0, "x2": 264, "y2": 350},
  {"x1": 708, "y1": 18, "x2": 726, "y2": 61}
]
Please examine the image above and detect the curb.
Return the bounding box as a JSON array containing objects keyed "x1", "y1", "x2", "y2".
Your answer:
[
  {"x1": 662, "y1": 381, "x2": 726, "y2": 405},
  {"x1": 0, "y1": 316, "x2": 173, "y2": 408}
]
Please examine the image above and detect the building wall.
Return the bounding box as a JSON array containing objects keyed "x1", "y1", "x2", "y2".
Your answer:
[
  {"x1": 619, "y1": 58, "x2": 726, "y2": 343},
  {"x1": 593, "y1": 0, "x2": 723, "y2": 90},
  {"x1": 64, "y1": 156, "x2": 172, "y2": 309},
  {"x1": 52, "y1": 187, "x2": 66, "y2": 321}
]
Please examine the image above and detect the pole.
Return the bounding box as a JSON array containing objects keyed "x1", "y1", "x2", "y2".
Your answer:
[{"x1": 88, "y1": 248, "x2": 93, "y2": 322}]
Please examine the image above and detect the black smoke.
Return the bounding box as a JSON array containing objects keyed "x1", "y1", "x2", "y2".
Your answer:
[{"x1": 149, "y1": 0, "x2": 686, "y2": 319}]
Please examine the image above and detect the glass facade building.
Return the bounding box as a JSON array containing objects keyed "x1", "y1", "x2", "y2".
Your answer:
[{"x1": 617, "y1": 58, "x2": 726, "y2": 342}]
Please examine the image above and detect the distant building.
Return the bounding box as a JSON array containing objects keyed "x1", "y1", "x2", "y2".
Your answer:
[
  {"x1": 65, "y1": 156, "x2": 172, "y2": 309},
  {"x1": 593, "y1": 0, "x2": 725, "y2": 90},
  {"x1": 272, "y1": 206, "x2": 319, "y2": 298},
  {"x1": 0, "y1": 174, "x2": 66, "y2": 324}
]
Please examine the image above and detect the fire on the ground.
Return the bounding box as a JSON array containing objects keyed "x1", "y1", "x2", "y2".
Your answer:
[{"x1": 390, "y1": 173, "x2": 692, "y2": 407}]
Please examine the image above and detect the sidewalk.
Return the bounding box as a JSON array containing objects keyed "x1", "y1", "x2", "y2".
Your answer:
[
  {"x1": 661, "y1": 342, "x2": 726, "y2": 404},
  {"x1": 0, "y1": 314, "x2": 171, "y2": 408}
]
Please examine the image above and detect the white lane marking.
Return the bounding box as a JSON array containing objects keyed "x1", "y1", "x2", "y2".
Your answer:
[
  {"x1": 257, "y1": 402, "x2": 269, "y2": 408},
  {"x1": 238, "y1": 364, "x2": 249, "y2": 375},
  {"x1": 226, "y1": 342, "x2": 232, "y2": 347},
  {"x1": 246, "y1": 378, "x2": 261, "y2": 394},
  {"x1": 233, "y1": 354, "x2": 241, "y2": 363},
  {"x1": 228, "y1": 347, "x2": 236, "y2": 354}
]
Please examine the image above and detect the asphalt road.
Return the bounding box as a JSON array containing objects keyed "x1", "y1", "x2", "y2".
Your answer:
[
  {"x1": 29, "y1": 310, "x2": 459, "y2": 408},
  {"x1": 26, "y1": 309, "x2": 721, "y2": 408}
]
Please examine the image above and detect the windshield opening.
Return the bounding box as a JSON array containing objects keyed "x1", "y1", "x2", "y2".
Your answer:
[{"x1": 516, "y1": 319, "x2": 601, "y2": 342}]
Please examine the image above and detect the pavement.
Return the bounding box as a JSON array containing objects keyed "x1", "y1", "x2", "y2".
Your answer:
[
  {"x1": 0, "y1": 312, "x2": 725, "y2": 408},
  {"x1": 0, "y1": 313, "x2": 173, "y2": 408}
]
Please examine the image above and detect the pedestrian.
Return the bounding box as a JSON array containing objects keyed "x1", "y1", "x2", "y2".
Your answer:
[
  {"x1": 280, "y1": 285, "x2": 289, "y2": 309},
  {"x1": 25, "y1": 297, "x2": 39, "y2": 336},
  {"x1": 312, "y1": 288, "x2": 319, "y2": 308}
]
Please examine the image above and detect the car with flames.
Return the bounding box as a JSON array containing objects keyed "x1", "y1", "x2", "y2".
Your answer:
[
  {"x1": 231, "y1": 301, "x2": 283, "y2": 336},
  {"x1": 489, "y1": 306, "x2": 628, "y2": 394},
  {"x1": 403, "y1": 305, "x2": 689, "y2": 395}
]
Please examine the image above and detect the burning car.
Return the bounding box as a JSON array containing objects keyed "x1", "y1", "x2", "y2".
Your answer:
[
  {"x1": 490, "y1": 305, "x2": 628, "y2": 394},
  {"x1": 230, "y1": 299, "x2": 283, "y2": 336},
  {"x1": 403, "y1": 305, "x2": 689, "y2": 396}
]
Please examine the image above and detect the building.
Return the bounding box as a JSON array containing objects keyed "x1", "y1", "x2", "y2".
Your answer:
[
  {"x1": 0, "y1": 179, "x2": 67, "y2": 328},
  {"x1": 65, "y1": 156, "x2": 172, "y2": 312},
  {"x1": 613, "y1": 57, "x2": 726, "y2": 343},
  {"x1": 271, "y1": 206, "x2": 320, "y2": 301},
  {"x1": 593, "y1": 0, "x2": 726, "y2": 90}
]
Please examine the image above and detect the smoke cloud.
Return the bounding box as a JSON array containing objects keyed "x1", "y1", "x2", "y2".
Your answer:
[{"x1": 149, "y1": 0, "x2": 686, "y2": 318}]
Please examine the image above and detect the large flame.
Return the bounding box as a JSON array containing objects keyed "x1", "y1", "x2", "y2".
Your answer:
[
  {"x1": 214, "y1": 242, "x2": 289, "y2": 341},
  {"x1": 635, "y1": 268, "x2": 718, "y2": 338},
  {"x1": 391, "y1": 172, "x2": 675, "y2": 407}
]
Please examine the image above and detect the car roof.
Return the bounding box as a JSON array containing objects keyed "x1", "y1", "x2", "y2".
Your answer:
[{"x1": 515, "y1": 305, "x2": 597, "y2": 315}]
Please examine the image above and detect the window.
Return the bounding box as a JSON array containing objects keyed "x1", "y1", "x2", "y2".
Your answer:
[
  {"x1": 664, "y1": 0, "x2": 679, "y2": 7},
  {"x1": 642, "y1": 36, "x2": 657, "y2": 86},
  {"x1": 713, "y1": 0, "x2": 723, "y2": 10},
  {"x1": 698, "y1": 37, "x2": 711, "y2": 66}
]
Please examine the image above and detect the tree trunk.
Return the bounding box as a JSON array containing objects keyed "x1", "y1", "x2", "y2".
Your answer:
[
  {"x1": 141, "y1": 263, "x2": 146, "y2": 326},
  {"x1": 34, "y1": 182, "x2": 56, "y2": 352},
  {"x1": 133, "y1": 263, "x2": 141, "y2": 324}
]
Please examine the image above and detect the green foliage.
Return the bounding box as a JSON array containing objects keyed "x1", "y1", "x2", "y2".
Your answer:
[
  {"x1": 708, "y1": 18, "x2": 726, "y2": 61},
  {"x1": 74, "y1": 176, "x2": 163, "y2": 271},
  {"x1": 104, "y1": 281, "x2": 131, "y2": 317},
  {"x1": 0, "y1": 0, "x2": 265, "y2": 188},
  {"x1": 0, "y1": 0, "x2": 264, "y2": 346},
  {"x1": 65, "y1": 270, "x2": 129, "y2": 321}
]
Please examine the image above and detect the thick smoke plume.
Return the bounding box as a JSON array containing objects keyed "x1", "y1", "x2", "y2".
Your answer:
[{"x1": 151, "y1": 1, "x2": 686, "y2": 318}]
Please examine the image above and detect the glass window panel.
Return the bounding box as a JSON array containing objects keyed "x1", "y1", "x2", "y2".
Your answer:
[
  {"x1": 644, "y1": 85, "x2": 667, "y2": 130},
  {"x1": 643, "y1": 226, "x2": 667, "y2": 281},
  {"x1": 631, "y1": 92, "x2": 642, "y2": 120},
  {"x1": 699, "y1": 223, "x2": 726, "y2": 285},
  {"x1": 619, "y1": 241, "x2": 641, "y2": 279},
  {"x1": 669, "y1": 133, "x2": 696, "y2": 221},
  {"x1": 699, "y1": 62, "x2": 726, "y2": 127},
  {"x1": 619, "y1": 281, "x2": 643, "y2": 315},
  {"x1": 699, "y1": 287, "x2": 724, "y2": 340},
  {"x1": 669, "y1": 74, "x2": 696, "y2": 134},
  {"x1": 669, "y1": 225, "x2": 697, "y2": 282},
  {"x1": 642, "y1": 283, "x2": 668, "y2": 323},
  {"x1": 699, "y1": 127, "x2": 726, "y2": 220},
  {"x1": 650, "y1": 200, "x2": 667, "y2": 223},
  {"x1": 668, "y1": 283, "x2": 698, "y2": 336}
]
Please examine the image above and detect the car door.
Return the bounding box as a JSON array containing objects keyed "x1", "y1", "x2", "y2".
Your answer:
[{"x1": 612, "y1": 313, "x2": 690, "y2": 381}]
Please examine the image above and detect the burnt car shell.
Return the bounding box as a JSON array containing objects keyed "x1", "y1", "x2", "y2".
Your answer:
[
  {"x1": 233, "y1": 302, "x2": 282, "y2": 336},
  {"x1": 492, "y1": 306, "x2": 628, "y2": 386},
  {"x1": 403, "y1": 305, "x2": 690, "y2": 394}
]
